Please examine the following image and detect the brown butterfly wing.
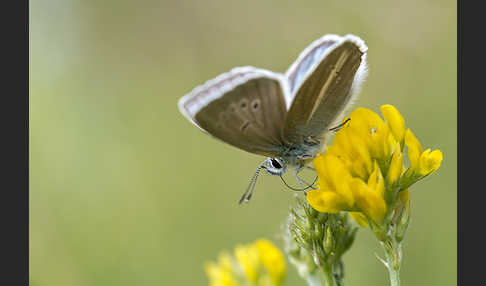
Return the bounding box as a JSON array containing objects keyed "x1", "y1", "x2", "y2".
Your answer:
[
  {"x1": 286, "y1": 35, "x2": 340, "y2": 94},
  {"x1": 178, "y1": 67, "x2": 291, "y2": 158},
  {"x1": 283, "y1": 35, "x2": 368, "y2": 146}
]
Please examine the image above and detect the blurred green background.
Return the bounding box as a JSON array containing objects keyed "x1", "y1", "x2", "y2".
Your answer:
[{"x1": 30, "y1": 0, "x2": 456, "y2": 285}]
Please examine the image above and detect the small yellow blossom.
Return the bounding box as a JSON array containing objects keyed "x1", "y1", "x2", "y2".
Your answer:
[
  {"x1": 205, "y1": 239, "x2": 286, "y2": 286},
  {"x1": 381, "y1": 105, "x2": 406, "y2": 147},
  {"x1": 235, "y1": 243, "x2": 260, "y2": 283},
  {"x1": 307, "y1": 105, "x2": 442, "y2": 228},
  {"x1": 403, "y1": 129, "x2": 443, "y2": 181},
  {"x1": 312, "y1": 154, "x2": 355, "y2": 210},
  {"x1": 418, "y1": 149, "x2": 443, "y2": 176},
  {"x1": 404, "y1": 129, "x2": 423, "y2": 171},
  {"x1": 386, "y1": 144, "x2": 403, "y2": 187},
  {"x1": 255, "y1": 239, "x2": 286, "y2": 286},
  {"x1": 350, "y1": 161, "x2": 387, "y2": 222},
  {"x1": 204, "y1": 252, "x2": 238, "y2": 286}
]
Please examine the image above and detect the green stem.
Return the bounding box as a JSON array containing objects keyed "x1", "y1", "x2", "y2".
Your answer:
[
  {"x1": 321, "y1": 266, "x2": 337, "y2": 286},
  {"x1": 380, "y1": 240, "x2": 402, "y2": 286},
  {"x1": 386, "y1": 265, "x2": 400, "y2": 286},
  {"x1": 305, "y1": 267, "x2": 338, "y2": 286}
]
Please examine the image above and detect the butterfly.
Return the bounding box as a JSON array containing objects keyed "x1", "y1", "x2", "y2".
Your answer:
[{"x1": 178, "y1": 34, "x2": 368, "y2": 203}]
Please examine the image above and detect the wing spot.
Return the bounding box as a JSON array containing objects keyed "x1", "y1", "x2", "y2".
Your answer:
[
  {"x1": 251, "y1": 99, "x2": 261, "y2": 111},
  {"x1": 239, "y1": 99, "x2": 248, "y2": 109}
]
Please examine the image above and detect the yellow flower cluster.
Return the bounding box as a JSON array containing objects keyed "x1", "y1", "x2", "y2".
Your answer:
[
  {"x1": 205, "y1": 239, "x2": 286, "y2": 286},
  {"x1": 307, "y1": 105, "x2": 443, "y2": 226}
]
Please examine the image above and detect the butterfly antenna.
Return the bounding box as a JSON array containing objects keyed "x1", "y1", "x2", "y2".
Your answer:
[{"x1": 238, "y1": 162, "x2": 266, "y2": 204}]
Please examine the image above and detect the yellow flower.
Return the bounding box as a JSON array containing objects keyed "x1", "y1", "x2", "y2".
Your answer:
[
  {"x1": 308, "y1": 158, "x2": 387, "y2": 223},
  {"x1": 404, "y1": 129, "x2": 443, "y2": 177},
  {"x1": 255, "y1": 239, "x2": 286, "y2": 286},
  {"x1": 350, "y1": 161, "x2": 387, "y2": 222},
  {"x1": 404, "y1": 129, "x2": 422, "y2": 171},
  {"x1": 205, "y1": 239, "x2": 286, "y2": 286},
  {"x1": 204, "y1": 252, "x2": 238, "y2": 286},
  {"x1": 381, "y1": 105, "x2": 406, "y2": 147},
  {"x1": 307, "y1": 105, "x2": 442, "y2": 228},
  {"x1": 235, "y1": 243, "x2": 260, "y2": 283},
  {"x1": 386, "y1": 143, "x2": 403, "y2": 187},
  {"x1": 418, "y1": 149, "x2": 443, "y2": 176},
  {"x1": 312, "y1": 154, "x2": 355, "y2": 210}
]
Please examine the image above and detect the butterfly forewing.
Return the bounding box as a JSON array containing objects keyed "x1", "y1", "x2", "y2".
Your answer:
[
  {"x1": 178, "y1": 67, "x2": 290, "y2": 158},
  {"x1": 283, "y1": 35, "x2": 368, "y2": 146}
]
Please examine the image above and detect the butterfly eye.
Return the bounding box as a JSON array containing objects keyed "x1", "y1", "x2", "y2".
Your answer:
[{"x1": 271, "y1": 159, "x2": 282, "y2": 169}]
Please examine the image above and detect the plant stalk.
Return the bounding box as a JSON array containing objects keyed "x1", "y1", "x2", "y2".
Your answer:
[
  {"x1": 321, "y1": 265, "x2": 338, "y2": 286},
  {"x1": 380, "y1": 240, "x2": 402, "y2": 286}
]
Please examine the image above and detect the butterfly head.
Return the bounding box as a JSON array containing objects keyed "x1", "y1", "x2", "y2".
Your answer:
[{"x1": 264, "y1": 158, "x2": 288, "y2": 176}]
